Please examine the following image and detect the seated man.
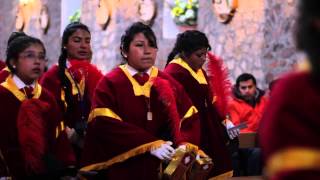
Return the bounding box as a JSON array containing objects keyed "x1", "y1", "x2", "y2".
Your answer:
[{"x1": 228, "y1": 73, "x2": 268, "y2": 176}]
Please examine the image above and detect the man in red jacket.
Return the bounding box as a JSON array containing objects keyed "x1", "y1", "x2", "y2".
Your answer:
[{"x1": 228, "y1": 73, "x2": 268, "y2": 176}]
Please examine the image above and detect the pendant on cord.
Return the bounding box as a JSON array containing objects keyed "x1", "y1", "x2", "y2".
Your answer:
[{"x1": 147, "y1": 111, "x2": 153, "y2": 121}]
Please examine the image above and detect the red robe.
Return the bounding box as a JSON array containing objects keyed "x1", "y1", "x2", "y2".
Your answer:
[
  {"x1": 259, "y1": 72, "x2": 320, "y2": 179},
  {"x1": 40, "y1": 60, "x2": 103, "y2": 128},
  {"x1": 80, "y1": 66, "x2": 199, "y2": 179},
  {"x1": 0, "y1": 61, "x2": 5, "y2": 71},
  {"x1": 0, "y1": 67, "x2": 10, "y2": 83},
  {"x1": 165, "y1": 62, "x2": 233, "y2": 179},
  {"x1": 0, "y1": 76, "x2": 74, "y2": 178}
]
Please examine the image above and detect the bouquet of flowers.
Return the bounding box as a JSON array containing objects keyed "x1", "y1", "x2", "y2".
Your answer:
[{"x1": 170, "y1": 0, "x2": 199, "y2": 26}]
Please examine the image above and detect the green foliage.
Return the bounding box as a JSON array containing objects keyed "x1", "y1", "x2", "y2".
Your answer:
[
  {"x1": 170, "y1": 0, "x2": 198, "y2": 26},
  {"x1": 69, "y1": 9, "x2": 81, "y2": 23}
]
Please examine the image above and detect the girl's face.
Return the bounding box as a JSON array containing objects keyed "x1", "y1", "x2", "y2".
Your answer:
[
  {"x1": 184, "y1": 48, "x2": 208, "y2": 71},
  {"x1": 66, "y1": 29, "x2": 91, "y2": 61},
  {"x1": 12, "y1": 44, "x2": 47, "y2": 85},
  {"x1": 125, "y1": 33, "x2": 157, "y2": 72}
]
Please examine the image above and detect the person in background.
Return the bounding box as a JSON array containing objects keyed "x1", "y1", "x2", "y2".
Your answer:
[
  {"x1": 260, "y1": 0, "x2": 320, "y2": 179},
  {"x1": 80, "y1": 22, "x2": 203, "y2": 179},
  {"x1": 40, "y1": 22, "x2": 103, "y2": 165},
  {"x1": 228, "y1": 73, "x2": 268, "y2": 176},
  {"x1": 0, "y1": 31, "x2": 27, "y2": 82},
  {"x1": 0, "y1": 35, "x2": 74, "y2": 179},
  {"x1": 165, "y1": 30, "x2": 233, "y2": 179}
]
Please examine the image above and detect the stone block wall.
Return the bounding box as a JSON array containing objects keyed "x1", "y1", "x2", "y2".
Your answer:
[{"x1": 0, "y1": 0, "x2": 302, "y2": 88}]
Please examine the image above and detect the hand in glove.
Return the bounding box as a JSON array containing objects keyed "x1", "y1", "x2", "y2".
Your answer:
[
  {"x1": 150, "y1": 141, "x2": 175, "y2": 161},
  {"x1": 225, "y1": 120, "x2": 240, "y2": 140}
]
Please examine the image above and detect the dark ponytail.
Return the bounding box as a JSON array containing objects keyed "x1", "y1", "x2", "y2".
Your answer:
[{"x1": 166, "y1": 30, "x2": 211, "y2": 66}]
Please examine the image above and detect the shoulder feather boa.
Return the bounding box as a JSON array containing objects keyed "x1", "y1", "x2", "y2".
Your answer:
[
  {"x1": 207, "y1": 52, "x2": 232, "y2": 118},
  {"x1": 17, "y1": 99, "x2": 49, "y2": 174},
  {"x1": 152, "y1": 77, "x2": 181, "y2": 144},
  {"x1": 69, "y1": 60, "x2": 103, "y2": 99}
]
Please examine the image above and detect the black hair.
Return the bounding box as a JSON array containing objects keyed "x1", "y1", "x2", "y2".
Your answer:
[
  {"x1": 166, "y1": 30, "x2": 211, "y2": 65},
  {"x1": 7, "y1": 31, "x2": 27, "y2": 45},
  {"x1": 6, "y1": 35, "x2": 45, "y2": 73},
  {"x1": 58, "y1": 22, "x2": 90, "y2": 114},
  {"x1": 120, "y1": 22, "x2": 157, "y2": 60},
  {"x1": 235, "y1": 73, "x2": 257, "y2": 89},
  {"x1": 296, "y1": 0, "x2": 320, "y2": 75}
]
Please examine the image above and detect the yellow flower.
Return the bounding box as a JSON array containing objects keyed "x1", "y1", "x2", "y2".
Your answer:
[{"x1": 171, "y1": 7, "x2": 183, "y2": 16}]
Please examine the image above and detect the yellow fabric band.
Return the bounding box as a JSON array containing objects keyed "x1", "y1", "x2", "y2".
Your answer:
[
  {"x1": 119, "y1": 65, "x2": 158, "y2": 98},
  {"x1": 266, "y1": 147, "x2": 320, "y2": 177},
  {"x1": 88, "y1": 108, "x2": 122, "y2": 123},
  {"x1": 80, "y1": 140, "x2": 165, "y2": 172},
  {"x1": 1, "y1": 75, "x2": 42, "y2": 101},
  {"x1": 170, "y1": 58, "x2": 207, "y2": 85}
]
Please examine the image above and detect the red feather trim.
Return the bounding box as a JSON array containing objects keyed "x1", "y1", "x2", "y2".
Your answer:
[
  {"x1": 207, "y1": 52, "x2": 232, "y2": 118},
  {"x1": 69, "y1": 60, "x2": 103, "y2": 99},
  {"x1": 152, "y1": 77, "x2": 181, "y2": 144},
  {"x1": 17, "y1": 99, "x2": 50, "y2": 174}
]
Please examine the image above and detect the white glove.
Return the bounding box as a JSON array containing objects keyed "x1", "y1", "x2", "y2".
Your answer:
[
  {"x1": 225, "y1": 120, "x2": 240, "y2": 140},
  {"x1": 150, "y1": 141, "x2": 175, "y2": 161}
]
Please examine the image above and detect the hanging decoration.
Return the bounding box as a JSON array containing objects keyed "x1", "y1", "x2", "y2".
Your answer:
[
  {"x1": 212, "y1": 0, "x2": 238, "y2": 24},
  {"x1": 96, "y1": 0, "x2": 112, "y2": 30},
  {"x1": 138, "y1": 0, "x2": 157, "y2": 26}
]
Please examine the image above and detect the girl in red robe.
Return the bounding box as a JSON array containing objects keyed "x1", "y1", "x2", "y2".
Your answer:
[
  {"x1": 40, "y1": 22, "x2": 103, "y2": 164},
  {"x1": 260, "y1": 0, "x2": 320, "y2": 179},
  {"x1": 0, "y1": 35, "x2": 74, "y2": 179},
  {"x1": 0, "y1": 32, "x2": 27, "y2": 83},
  {"x1": 165, "y1": 30, "x2": 233, "y2": 179},
  {"x1": 80, "y1": 22, "x2": 201, "y2": 179}
]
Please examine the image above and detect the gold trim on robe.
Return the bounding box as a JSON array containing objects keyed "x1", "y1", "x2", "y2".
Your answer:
[
  {"x1": 170, "y1": 58, "x2": 207, "y2": 85},
  {"x1": 266, "y1": 147, "x2": 320, "y2": 177},
  {"x1": 80, "y1": 140, "x2": 165, "y2": 172},
  {"x1": 88, "y1": 108, "x2": 122, "y2": 123},
  {"x1": 1, "y1": 75, "x2": 42, "y2": 101},
  {"x1": 119, "y1": 65, "x2": 158, "y2": 98}
]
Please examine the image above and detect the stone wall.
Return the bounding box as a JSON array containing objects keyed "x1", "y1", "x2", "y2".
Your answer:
[
  {"x1": 0, "y1": 0, "x2": 61, "y2": 66},
  {"x1": 0, "y1": 0, "x2": 301, "y2": 88},
  {"x1": 0, "y1": 0, "x2": 18, "y2": 61},
  {"x1": 262, "y1": 0, "x2": 302, "y2": 84},
  {"x1": 81, "y1": 0, "x2": 176, "y2": 73}
]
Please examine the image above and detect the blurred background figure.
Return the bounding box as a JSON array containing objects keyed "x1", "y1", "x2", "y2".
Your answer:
[{"x1": 259, "y1": 0, "x2": 320, "y2": 179}]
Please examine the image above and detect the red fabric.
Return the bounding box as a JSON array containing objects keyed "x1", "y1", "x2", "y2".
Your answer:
[
  {"x1": 259, "y1": 72, "x2": 320, "y2": 179},
  {"x1": 164, "y1": 63, "x2": 233, "y2": 178},
  {"x1": 40, "y1": 61, "x2": 103, "y2": 128},
  {"x1": 17, "y1": 99, "x2": 48, "y2": 174},
  {"x1": 0, "y1": 61, "x2": 5, "y2": 71},
  {"x1": 133, "y1": 73, "x2": 149, "y2": 85},
  {"x1": 0, "y1": 69, "x2": 10, "y2": 83},
  {"x1": 19, "y1": 86, "x2": 34, "y2": 99},
  {"x1": 0, "y1": 84, "x2": 75, "y2": 178},
  {"x1": 81, "y1": 67, "x2": 198, "y2": 179},
  {"x1": 228, "y1": 95, "x2": 268, "y2": 133},
  {"x1": 207, "y1": 52, "x2": 232, "y2": 118}
]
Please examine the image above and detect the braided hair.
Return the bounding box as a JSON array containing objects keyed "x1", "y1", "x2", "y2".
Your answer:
[
  {"x1": 58, "y1": 22, "x2": 90, "y2": 114},
  {"x1": 166, "y1": 30, "x2": 211, "y2": 66}
]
